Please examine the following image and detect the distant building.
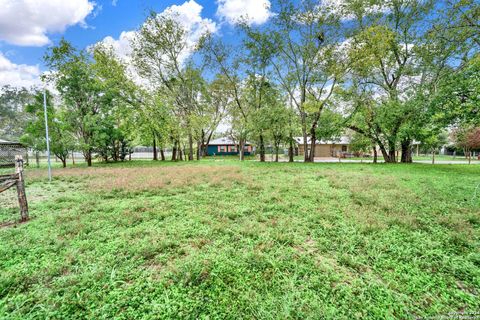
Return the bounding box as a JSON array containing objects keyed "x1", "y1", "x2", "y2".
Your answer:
[
  {"x1": 206, "y1": 137, "x2": 253, "y2": 156},
  {"x1": 294, "y1": 137, "x2": 351, "y2": 158}
]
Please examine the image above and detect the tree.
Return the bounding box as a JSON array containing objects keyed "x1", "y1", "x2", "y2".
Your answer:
[
  {"x1": 199, "y1": 35, "x2": 252, "y2": 161},
  {"x1": 348, "y1": 132, "x2": 373, "y2": 159},
  {"x1": 132, "y1": 12, "x2": 211, "y2": 161},
  {"x1": 90, "y1": 45, "x2": 138, "y2": 162},
  {"x1": 433, "y1": 54, "x2": 480, "y2": 127},
  {"x1": 239, "y1": 25, "x2": 279, "y2": 162},
  {"x1": 21, "y1": 91, "x2": 74, "y2": 168},
  {"x1": 453, "y1": 126, "x2": 480, "y2": 164},
  {"x1": 0, "y1": 86, "x2": 33, "y2": 141},
  {"x1": 343, "y1": 0, "x2": 439, "y2": 163},
  {"x1": 267, "y1": 0, "x2": 345, "y2": 162},
  {"x1": 269, "y1": 103, "x2": 296, "y2": 163},
  {"x1": 195, "y1": 75, "x2": 228, "y2": 159},
  {"x1": 420, "y1": 130, "x2": 448, "y2": 164},
  {"x1": 44, "y1": 40, "x2": 104, "y2": 166},
  {"x1": 438, "y1": 0, "x2": 480, "y2": 48},
  {"x1": 248, "y1": 83, "x2": 293, "y2": 162},
  {"x1": 45, "y1": 40, "x2": 139, "y2": 165}
]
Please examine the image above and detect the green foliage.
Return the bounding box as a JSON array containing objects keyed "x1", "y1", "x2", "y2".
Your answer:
[
  {"x1": 44, "y1": 40, "x2": 138, "y2": 164},
  {"x1": 342, "y1": 0, "x2": 475, "y2": 163},
  {"x1": 420, "y1": 130, "x2": 449, "y2": 153},
  {"x1": 433, "y1": 54, "x2": 480, "y2": 126},
  {"x1": 348, "y1": 132, "x2": 373, "y2": 155},
  {"x1": 21, "y1": 91, "x2": 75, "y2": 166},
  {"x1": 315, "y1": 108, "x2": 344, "y2": 141},
  {"x1": 0, "y1": 86, "x2": 33, "y2": 141}
]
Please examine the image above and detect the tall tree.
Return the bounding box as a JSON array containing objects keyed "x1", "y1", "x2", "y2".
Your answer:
[
  {"x1": 200, "y1": 35, "x2": 251, "y2": 161},
  {"x1": 131, "y1": 12, "x2": 210, "y2": 161},
  {"x1": 44, "y1": 40, "x2": 104, "y2": 166},
  {"x1": 266, "y1": 0, "x2": 345, "y2": 162},
  {"x1": 343, "y1": 0, "x2": 465, "y2": 163},
  {"x1": 0, "y1": 86, "x2": 33, "y2": 141},
  {"x1": 21, "y1": 91, "x2": 74, "y2": 168}
]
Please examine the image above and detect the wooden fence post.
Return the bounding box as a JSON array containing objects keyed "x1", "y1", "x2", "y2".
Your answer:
[{"x1": 15, "y1": 155, "x2": 29, "y2": 222}]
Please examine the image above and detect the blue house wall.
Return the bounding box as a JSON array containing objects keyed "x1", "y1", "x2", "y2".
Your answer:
[{"x1": 206, "y1": 145, "x2": 252, "y2": 156}]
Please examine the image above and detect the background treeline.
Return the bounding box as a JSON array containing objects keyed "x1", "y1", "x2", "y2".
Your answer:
[{"x1": 1, "y1": 0, "x2": 479, "y2": 166}]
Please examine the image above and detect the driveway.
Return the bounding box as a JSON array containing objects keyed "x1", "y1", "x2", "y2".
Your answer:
[{"x1": 264, "y1": 157, "x2": 480, "y2": 164}]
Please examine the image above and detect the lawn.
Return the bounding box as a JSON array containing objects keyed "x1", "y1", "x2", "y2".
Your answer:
[{"x1": 0, "y1": 160, "x2": 479, "y2": 319}]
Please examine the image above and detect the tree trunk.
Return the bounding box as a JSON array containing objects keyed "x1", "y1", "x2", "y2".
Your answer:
[
  {"x1": 432, "y1": 149, "x2": 435, "y2": 164},
  {"x1": 202, "y1": 131, "x2": 213, "y2": 158},
  {"x1": 35, "y1": 151, "x2": 40, "y2": 168},
  {"x1": 288, "y1": 133, "x2": 294, "y2": 163},
  {"x1": 160, "y1": 148, "x2": 165, "y2": 161},
  {"x1": 373, "y1": 146, "x2": 377, "y2": 164},
  {"x1": 196, "y1": 142, "x2": 201, "y2": 160},
  {"x1": 86, "y1": 150, "x2": 92, "y2": 167},
  {"x1": 153, "y1": 132, "x2": 158, "y2": 161},
  {"x1": 401, "y1": 139, "x2": 412, "y2": 163},
  {"x1": 61, "y1": 158, "x2": 67, "y2": 168},
  {"x1": 188, "y1": 132, "x2": 194, "y2": 161},
  {"x1": 301, "y1": 115, "x2": 309, "y2": 161},
  {"x1": 308, "y1": 123, "x2": 317, "y2": 162},
  {"x1": 202, "y1": 144, "x2": 208, "y2": 157},
  {"x1": 378, "y1": 143, "x2": 393, "y2": 163},
  {"x1": 239, "y1": 139, "x2": 245, "y2": 161},
  {"x1": 468, "y1": 151, "x2": 471, "y2": 164},
  {"x1": 112, "y1": 141, "x2": 118, "y2": 162},
  {"x1": 387, "y1": 150, "x2": 396, "y2": 163},
  {"x1": 179, "y1": 148, "x2": 183, "y2": 161},
  {"x1": 300, "y1": 109, "x2": 309, "y2": 162},
  {"x1": 71, "y1": 150, "x2": 75, "y2": 165},
  {"x1": 275, "y1": 144, "x2": 279, "y2": 162},
  {"x1": 171, "y1": 143, "x2": 177, "y2": 161},
  {"x1": 259, "y1": 134, "x2": 265, "y2": 162}
]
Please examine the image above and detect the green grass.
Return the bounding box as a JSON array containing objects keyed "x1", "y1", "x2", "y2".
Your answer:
[{"x1": 1, "y1": 160, "x2": 479, "y2": 319}]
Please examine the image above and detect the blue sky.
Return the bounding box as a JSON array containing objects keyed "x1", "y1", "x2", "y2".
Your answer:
[{"x1": 0, "y1": 0, "x2": 274, "y2": 88}]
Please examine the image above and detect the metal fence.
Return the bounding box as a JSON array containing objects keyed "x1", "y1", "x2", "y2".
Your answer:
[
  {"x1": 0, "y1": 143, "x2": 28, "y2": 168},
  {"x1": 28, "y1": 150, "x2": 174, "y2": 162}
]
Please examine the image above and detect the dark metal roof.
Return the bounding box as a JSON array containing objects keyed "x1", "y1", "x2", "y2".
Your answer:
[{"x1": 0, "y1": 139, "x2": 24, "y2": 146}]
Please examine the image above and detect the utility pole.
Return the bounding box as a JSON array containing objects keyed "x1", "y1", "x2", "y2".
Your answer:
[{"x1": 43, "y1": 89, "x2": 52, "y2": 182}]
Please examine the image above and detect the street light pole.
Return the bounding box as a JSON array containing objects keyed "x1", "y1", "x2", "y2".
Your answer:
[{"x1": 43, "y1": 89, "x2": 52, "y2": 181}]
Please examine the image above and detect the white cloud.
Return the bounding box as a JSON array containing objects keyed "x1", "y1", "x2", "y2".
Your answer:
[
  {"x1": 100, "y1": 31, "x2": 136, "y2": 59},
  {"x1": 0, "y1": 0, "x2": 95, "y2": 46},
  {"x1": 321, "y1": 0, "x2": 388, "y2": 20},
  {"x1": 161, "y1": 0, "x2": 217, "y2": 49},
  {"x1": 0, "y1": 52, "x2": 41, "y2": 88},
  {"x1": 99, "y1": 0, "x2": 216, "y2": 60},
  {"x1": 216, "y1": 0, "x2": 272, "y2": 26},
  {"x1": 97, "y1": 0, "x2": 216, "y2": 87}
]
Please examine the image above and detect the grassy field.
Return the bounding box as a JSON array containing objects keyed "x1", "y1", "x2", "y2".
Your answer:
[{"x1": 0, "y1": 160, "x2": 479, "y2": 319}]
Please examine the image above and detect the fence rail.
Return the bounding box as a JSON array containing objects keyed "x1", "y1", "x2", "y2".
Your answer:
[{"x1": 0, "y1": 156, "x2": 28, "y2": 222}]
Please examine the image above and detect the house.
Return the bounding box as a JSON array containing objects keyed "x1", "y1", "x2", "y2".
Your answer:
[
  {"x1": 206, "y1": 137, "x2": 253, "y2": 156},
  {"x1": 294, "y1": 136, "x2": 351, "y2": 158}
]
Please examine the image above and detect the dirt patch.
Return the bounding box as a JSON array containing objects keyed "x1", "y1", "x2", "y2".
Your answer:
[{"x1": 24, "y1": 165, "x2": 246, "y2": 192}]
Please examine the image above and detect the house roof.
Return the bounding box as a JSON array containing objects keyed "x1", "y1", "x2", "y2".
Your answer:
[
  {"x1": 209, "y1": 137, "x2": 251, "y2": 145},
  {"x1": 0, "y1": 139, "x2": 22, "y2": 145},
  {"x1": 294, "y1": 136, "x2": 351, "y2": 145}
]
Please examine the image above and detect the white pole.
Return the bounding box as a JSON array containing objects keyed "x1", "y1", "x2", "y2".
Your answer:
[{"x1": 43, "y1": 89, "x2": 52, "y2": 181}]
